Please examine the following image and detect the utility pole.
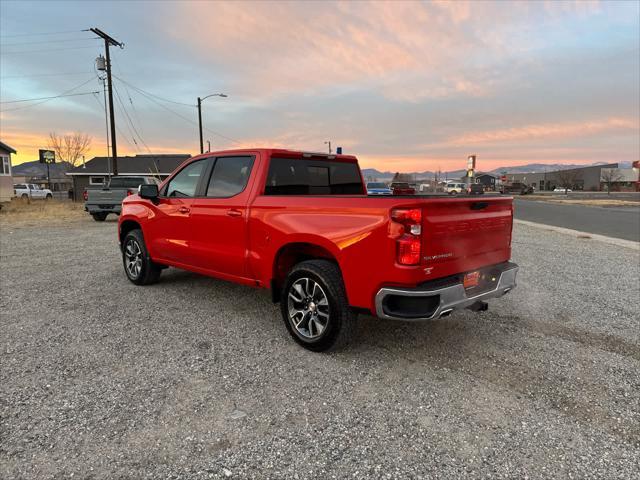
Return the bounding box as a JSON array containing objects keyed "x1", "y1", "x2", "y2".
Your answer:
[
  {"x1": 198, "y1": 97, "x2": 204, "y2": 154},
  {"x1": 90, "y1": 28, "x2": 123, "y2": 175},
  {"x1": 197, "y1": 93, "x2": 227, "y2": 154},
  {"x1": 324, "y1": 140, "x2": 332, "y2": 154}
]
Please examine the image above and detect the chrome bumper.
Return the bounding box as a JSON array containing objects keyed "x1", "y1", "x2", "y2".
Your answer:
[{"x1": 375, "y1": 262, "x2": 518, "y2": 321}]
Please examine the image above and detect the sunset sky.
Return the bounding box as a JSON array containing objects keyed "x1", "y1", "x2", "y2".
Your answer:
[{"x1": 1, "y1": 0, "x2": 638, "y2": 172}]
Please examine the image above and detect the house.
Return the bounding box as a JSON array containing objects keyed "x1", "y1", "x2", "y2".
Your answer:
[
  {"x1": 474, "y1": 173, "x2": 498, "y2": 191},
  {"x1": 0, "y1": 140, "x2": 16, "y2": 204},
  {"x1": 66, "y1": 154, "x2": 191, "y2": 201}
]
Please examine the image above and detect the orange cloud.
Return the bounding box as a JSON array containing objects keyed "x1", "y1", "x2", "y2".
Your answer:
[{"x1": 441, "y1": 117, "x2": 638, "y2": 146}]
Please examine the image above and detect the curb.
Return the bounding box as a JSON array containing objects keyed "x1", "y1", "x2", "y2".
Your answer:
[{"x1": 514, "y1": 219, "x2": 640, "y2": 251}]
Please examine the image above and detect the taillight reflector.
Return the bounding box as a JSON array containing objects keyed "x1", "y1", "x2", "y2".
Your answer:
[{"x1": 397, "y1": 235, "x2": 421, "y2": 265}]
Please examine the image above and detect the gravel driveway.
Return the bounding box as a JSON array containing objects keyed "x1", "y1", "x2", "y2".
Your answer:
[{"x1": 1, "y1": 217, "x2": 639, "y2": 479}]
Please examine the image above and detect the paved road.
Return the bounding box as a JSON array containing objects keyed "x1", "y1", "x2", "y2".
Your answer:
[
  {"x1": 1, "y1": 216, "x2": 639, "y2": 479},
  {"x1": 514, "y1": 198, "x2": 640, "y2": 241}
]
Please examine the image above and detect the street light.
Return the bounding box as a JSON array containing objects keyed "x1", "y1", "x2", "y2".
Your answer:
[
  {"x1": 197, "y1": 93, "x2": 227, "y2": 154},
  {"x1": 324, "y1": 140, "x2": 332, "y2": 154}
]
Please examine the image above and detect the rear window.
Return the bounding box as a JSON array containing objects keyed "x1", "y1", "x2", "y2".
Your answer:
[
  {"x1": 109, "y1": 177, "x2": 146, "y2": 188},
  {"x1": 367, "y1": 183, "x2": 387, "y2": 189},
  {"x1": 265, "y1": 158, "x2": 363, "y2": 195}
]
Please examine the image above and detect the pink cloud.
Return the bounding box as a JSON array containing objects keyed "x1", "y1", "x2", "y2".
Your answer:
[{"x1": 442, "y1": 117, "x2": 638, "y2": 146}]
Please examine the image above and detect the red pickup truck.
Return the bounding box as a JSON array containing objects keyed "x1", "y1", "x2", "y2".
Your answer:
[{"x1": 119, "y1": 149, "x2": 518, "y2": 351}]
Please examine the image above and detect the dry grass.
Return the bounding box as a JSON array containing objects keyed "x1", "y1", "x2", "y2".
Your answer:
[{"x1": 0, "y1": 199, "x2": 85, "y2": 226}]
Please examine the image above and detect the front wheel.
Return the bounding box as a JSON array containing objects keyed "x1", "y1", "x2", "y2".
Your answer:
[
  {"x1": 280, "y1": 259, "x2": 357, "y2": 352},
  {"x1": 46, "y1": 194, "x2": 52, "y2": 200},
  {"x1": 122, "y1": 229, "x2": 162, "y2": 285}
]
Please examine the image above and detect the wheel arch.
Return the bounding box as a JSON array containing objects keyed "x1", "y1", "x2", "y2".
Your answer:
[
  {"x1": 270, "y1": 242, "x2": 341, "y2": 303},
  {"x1": 119, "y1": 218, "x2": 142, "y2": 245}
]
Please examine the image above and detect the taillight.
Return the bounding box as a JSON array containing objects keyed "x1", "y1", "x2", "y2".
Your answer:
[
  {"x1": 82, "y1": 190, "x2": 88, "y2": 201},
  {"x1": 126, "y1": 190, "x2": 133, "y2": 196},
  {"x1": 391, "y1": 208, "x2": 422, "y2": 265}
]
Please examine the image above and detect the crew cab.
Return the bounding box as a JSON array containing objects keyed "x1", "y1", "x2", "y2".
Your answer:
[
  {"x1": 14, "y1": 183, "x2": 53, "y2": 200},
  {"x1": 85, "y1": 176, "x2": 159, "y2": 221},
  {"x1": 119, "y1": 149, "x2": 518, "y2": 351}
]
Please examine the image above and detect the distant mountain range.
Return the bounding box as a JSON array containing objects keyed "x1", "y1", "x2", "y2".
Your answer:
[
  {"x1": 361, "y1": 161, "x2": 631, "y2": 181},
  {"x1": 12, "y1": 160, "x2": 74, "y2": 179}
]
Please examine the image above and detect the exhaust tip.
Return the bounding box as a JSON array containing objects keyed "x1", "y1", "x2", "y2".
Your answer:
[{"x1": 439, "y1": 308, "x2": 453, "y2": 318}]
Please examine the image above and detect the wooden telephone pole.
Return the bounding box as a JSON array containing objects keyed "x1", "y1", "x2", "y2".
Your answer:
[{"x1": 89, "y1": 28, "x2": 123, "y2": 175}]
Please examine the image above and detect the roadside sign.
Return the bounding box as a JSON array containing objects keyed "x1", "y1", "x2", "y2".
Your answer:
[{"x1": 39, "y1": 149, "x2": 55, "y2": 164}]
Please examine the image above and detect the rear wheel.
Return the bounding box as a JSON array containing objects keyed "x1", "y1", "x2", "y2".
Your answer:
[
  {"x1": 45, "y1": 194, "x2": 52, "y2": 200},
  {"x1": 280, "y1": 259, "x2": 357, "y2": 352},
  {"x1": 92, "y1": 212, "x2": 108, "y2": 222},
  {"x1": 122, "y1": 229, "x2": 161, "y2": 285}
]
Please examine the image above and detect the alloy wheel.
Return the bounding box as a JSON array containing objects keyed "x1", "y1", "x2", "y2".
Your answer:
[
  {"x1": 124, "y1": 239, "x2": 143, "y2": 279},
  {"x1": 287, "y1": 277, "x2": 330, "y2": 339}
]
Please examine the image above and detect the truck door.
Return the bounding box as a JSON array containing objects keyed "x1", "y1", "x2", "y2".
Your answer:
[
  {"x1": 145, "y1": 159, "x2": 208, "y2": 264},
  {"x1": 189, "y1": 155, "x2": 257, "y2": 278}
]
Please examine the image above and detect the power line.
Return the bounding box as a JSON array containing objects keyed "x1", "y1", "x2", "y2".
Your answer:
[
  {"x1": 112, "y1": 75, "x2": 240, "y2": 145},
  {"x1": 1, "y1": 90, "x2": 98, "y2": 104},
  {"x1": 132, "y1": 86, "x2": 240, "y2": 145},
  {"x1": 114, "y1": 82, "x2": 152, "y2": 153},
  {"x1": 112, "y1": 74, "x2": 195, "y2": 107},
  {"x1": 2, "y1": 37, "x2": 100, "y2": 46},
  {"x1": 0, "y1": 29, "x2": 84, "y2": 38},
  {"x1": 112, "y1": 60, "x2": 146, "y2": 142},
  {"x1": 1, "y1": 71, "x2": 94, "y2": 79},
  {"x1": 0, "y1": 77, "x2": 98, "y2": 112},
  {"x1": 1, "y1": 45, "x2": 99, "y2": 54},
  {"x1": 91, "y1": 92, "x2": 138, "y2": 152}
]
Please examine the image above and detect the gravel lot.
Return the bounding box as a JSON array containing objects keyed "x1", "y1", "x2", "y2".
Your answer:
[{"x1": 1, "y1": 216, "x2": 639, "y2": 479}]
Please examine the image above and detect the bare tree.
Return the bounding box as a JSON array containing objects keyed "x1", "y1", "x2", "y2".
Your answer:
[
  {"x1": 554, "y1": 169, "x2": 582, "y2": 195},
  {"x1": 600, "y1": 168, "x2": 623, "y2": 195},
  {"x1": 48, "y1": 132, "x2": 92, "y2": 169}
]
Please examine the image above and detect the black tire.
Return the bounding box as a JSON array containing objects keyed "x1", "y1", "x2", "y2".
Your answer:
[
  {"x1": 46, "y1": 194, "x2": 52, "y2": 199},
  {"x1": 122, "y1": 228, "x2": 162, "y2": 285},
  {"x1": 92, "y1": 212, "x2": 108, "y2": 222},
  {"x1": 21, "y1": 194, "x2": 28, "y2": 199},
  {"x1": 280, "y1": 259, "x2": 357, "y2": 352}
]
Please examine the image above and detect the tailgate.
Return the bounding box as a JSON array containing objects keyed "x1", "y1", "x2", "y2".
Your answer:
[
  {"x1": 421, "y1": 196, "x2": 513, "y2": 274},
  {"x1": 87, "y1": 189, "x2": 127, "y2": 203}
]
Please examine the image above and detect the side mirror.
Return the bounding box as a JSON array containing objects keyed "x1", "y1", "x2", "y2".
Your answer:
[{"x1": 139, "y1": 183, "x2": 159, "y2": 200}]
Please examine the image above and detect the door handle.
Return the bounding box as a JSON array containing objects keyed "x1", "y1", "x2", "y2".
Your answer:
[
  {"x1": 227, "y1": 209, "x2": 242, "y2": 217},
  {"x1": 178, "y1": 206, "x2": 190, "y2": 214}
]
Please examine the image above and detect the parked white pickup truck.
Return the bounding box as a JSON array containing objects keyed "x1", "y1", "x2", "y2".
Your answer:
[{"x1": 14, "y1": 183, "x2": 53, "y2": 200}]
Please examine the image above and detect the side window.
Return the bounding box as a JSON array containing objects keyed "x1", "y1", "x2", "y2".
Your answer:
[
  {"x1": 0, "y1": 156, "x2": 9, "y2": 175},
  {"x1": 206, "y1": 156, "x2": 254, "y2": 197},
  {"x1": 165, "y1": 160, "x2": 206, "y2": 197}
]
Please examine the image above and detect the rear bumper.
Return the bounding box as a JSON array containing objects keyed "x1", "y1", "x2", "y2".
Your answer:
[
  {"x1": 374, "y1": 261, "x2": 518, "y2": 321},
  {"x1": 85, "y1": 203, "x2": 121, "y2": 214}
]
